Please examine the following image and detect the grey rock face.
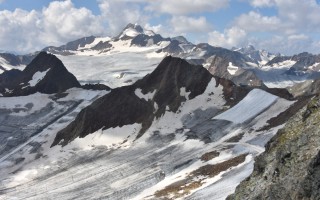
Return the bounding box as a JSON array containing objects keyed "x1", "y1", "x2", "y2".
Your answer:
[
  {"x1": 131, "y1": 34, "x2": 168, "y2": 47},
  {"x1": 228, "y1": 95, "x2": 320, "y2": 200},
  {"x1": 207, "y1": 55, "x2": 263, "y2": 87}
]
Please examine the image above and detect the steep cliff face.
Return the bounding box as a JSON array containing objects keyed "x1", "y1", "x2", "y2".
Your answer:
[{"x1": 228, "y1": 96, "x2": 320, "y2": 200}]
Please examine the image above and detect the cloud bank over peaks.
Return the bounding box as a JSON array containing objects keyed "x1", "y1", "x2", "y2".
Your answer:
[
  {"x1": 0, "y1": 0, "x2": 103, "y2": 53},
  {"x1": 0, "y1": 0, "x2": 320, "y2": 55}
]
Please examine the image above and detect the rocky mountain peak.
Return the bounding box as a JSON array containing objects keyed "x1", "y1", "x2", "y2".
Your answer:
[
  {"x1": 24, "y1": 52, "x2": 67, "y2": 74},
  {"x1": 172, "y1": 36, "x2": 191, "y2": 44},
  {"x1": 123, "y1": 23, "x2": 144, "y2": 33},
  {"x1": 116, "y1": 23, "x2": 145, "y2": 40},
  {"x1": 0, "y1": 52, "x2": 80, "y2": 96}
]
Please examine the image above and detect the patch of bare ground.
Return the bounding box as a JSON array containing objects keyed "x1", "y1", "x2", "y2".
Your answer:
[
  {"x1": 192, "y1": 154, "x2": 248, "y2": 177},
  {"x1": 154, "y1": 154, "x2": 248, "y2": 199},
  {"x1": 200, "y1": 150, "x2": 220, "y2": 161}
]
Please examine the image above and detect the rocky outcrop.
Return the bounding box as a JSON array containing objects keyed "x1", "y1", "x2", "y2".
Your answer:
[
  {"x1": 207, "y1": 54, "x2": 263, "y2": 87},
  {"x1": 288, "y1": 79, "x2": 320, "y2": 97},
  {"x1": 228, "y1": 95, "x2": 320, "y2": 200},
  {"x1": 0, "y1": 52, "x2": 80, "y2": 96},
  {"x1": 81, "y1": 83, "x2": 111, "y2": 91},
  {"x1": 233, "y1": 45, "x2": 276, "y2": 64},
  {"x1": 51, "y1": 56, "x2": 249, "y2": 146},
  {"x1": 131, "y1": 34, "x2": 168, "y2": 47},
  {"x1": 43, "y1": 36, "x2": 96, "y2": 55},
  {"x1": 287, "y1": 52, "x2": 320, "y2": 75}
]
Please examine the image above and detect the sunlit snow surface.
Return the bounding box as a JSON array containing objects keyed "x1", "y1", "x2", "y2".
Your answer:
[
  {"x1": 28, "y1": 69, "x2": 50, "y2": 87},
  {"x1": 253, "y1": 60, "x2": 307, "y2": 88},
  {"x1": 0, "y1": 80, "x2": 294, "y2": 199},
  {"x1": 214, "y1": 89, "x2": 278, "y2": 124},
  {"x1": 57, "y1": 42, "x2": 167, "y2": 89}
]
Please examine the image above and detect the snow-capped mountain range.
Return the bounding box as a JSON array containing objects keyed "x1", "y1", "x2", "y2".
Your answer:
[
  {"x1": 1, "y1": 23, "x2": 320, "y2": 90},
  {"x1": 232, "y1": 45, "x2": 278, "y2": 65},
  {"x1": 1, "y1": 23, "x2": 320, "y2": 200}
]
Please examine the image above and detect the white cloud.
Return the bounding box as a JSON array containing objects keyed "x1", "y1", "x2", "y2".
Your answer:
[
  {"x1": 254, "y1": 34, "x2": 320, "y2": 55},
  {"x1": 288, "y1": 34, "x2": 309, "y2": 41},
  {"x1": 0, "y1": 9, "x2": 42, "y2": 53},
  {"x1": 244, "y1": 0, "x2": 320, "y2": 33},
  {"x1": 247, "y1": 0, "x2": 276, "y2": 7},
  {"x1": 41, "y1": 0, "x2": 103, "y2": 44},
  {"x1": 235, "y1": 11, "x2": 282, "y2": 32},
  {"x1": 229, "y1": 0, "x2": 320, "y2": 54},
  {"x1": 0, "y1": 0, "x2": 103, "y2": 53},
  {"x1": 145, "y1": 0, "x2": 229, "y2": 15},
  {"x1": 208, "y1": 27, "x2": 247, "y2": 48},
  {"x1": 170, "y1": 16, "x2": 212, "y2": 34},
  {"x1": 98, "y1": 0, "x2": 149, "y2": 35}
]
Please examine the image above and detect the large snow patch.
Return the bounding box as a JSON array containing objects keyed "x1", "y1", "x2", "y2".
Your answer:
[{"x1": 214, "y1": 89, "x2": 278, "y2": 124}]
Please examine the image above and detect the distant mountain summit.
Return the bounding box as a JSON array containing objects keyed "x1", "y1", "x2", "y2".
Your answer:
[
  {"x1": 2, "y1": 23, "x2": 320, "y2": 89},
  {"x1": 0, "y1": 52, "x2": 80, "y2": 96},
  {"x1": 0, "y1": 53, "x2": 36, "y2": 73},
  {"x1": 232, "y1": 45, "x2": 277, "y2": 65}
]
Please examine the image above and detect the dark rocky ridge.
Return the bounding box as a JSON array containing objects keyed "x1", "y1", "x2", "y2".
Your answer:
[
  {"x1": 228, "y1": 95, "x2": 320, "y2": 200},
  {"x1": 51, "y1": 56, "x2": 251, "y2": 146},
  {"x1": 0, "y1": 52, "x2": 80, "y2": 96}
]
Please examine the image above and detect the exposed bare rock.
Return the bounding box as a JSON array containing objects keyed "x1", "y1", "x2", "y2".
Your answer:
[{"x1": 228, "y1": 95, "x2": 320, "y2": 200}]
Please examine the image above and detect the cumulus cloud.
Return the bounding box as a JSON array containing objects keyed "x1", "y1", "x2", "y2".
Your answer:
[
  {"x1": 242, "y1": 0, "x2": 320, "y2": 33},
  {"x1": 247, "y1": 0, "x2": 276, "y2": 7},
  {"x1": 208, "y1": 27, "x2": 247, "y2": 48},
  {"x1": 0, "y1": 0, "x2": 103, "y2": 53},
  {"x1": 98, "y1": 0, "x2": 149, "y2": 35},
  {"x1": 288, "y1": 34, "x2": 309, "y2": 41},
  {"x1": 0, "y1": 9, "x2": 42, "y2": 52},
  {"x1": 255, "y1": 34, "x2": 320, "y2": 55},
  {"x1": 235, "y1": 11, "x2": 282, "y2": 32},
  {"x1": 145, "y1": 0, "x2": 229, "y2": 15},
  {"x1": 42, "y1": 0, "x2": 103, "y2": 44},
  {"x1": 170, "y1": 16, "x2": 212, "y2": 34}
]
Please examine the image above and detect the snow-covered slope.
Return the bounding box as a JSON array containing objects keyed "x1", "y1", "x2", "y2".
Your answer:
[
  {"x1": 0, "y1": 56, "x2": 296, "y2": 200},
  {"x1": 0, "y1": 88, "x2": 294, "y2": 200},
  {"x1": 57, "y1": 43, "x2": 167, "y2": 88}
]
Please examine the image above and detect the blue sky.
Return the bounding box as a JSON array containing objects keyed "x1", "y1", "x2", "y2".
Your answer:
[{"x1": 0, "y1": 0, "x2": 320, "y2": 55}]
